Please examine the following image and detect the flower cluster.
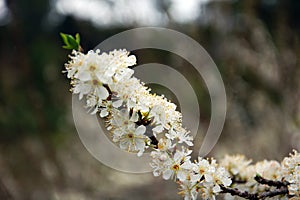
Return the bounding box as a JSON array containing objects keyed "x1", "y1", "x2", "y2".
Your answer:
[
  {"x1": 220, "y1": 151, "x2": 300, "y2": 199},
  {"x1": 282, "y1": 150, "x2": 300, "y2": 197},
  {"x1": 64, "y1": 48, "x2": 299, "y2": 200},
  {"x1": 64, "y1": 49, "x2": 231, "y2": 199}
]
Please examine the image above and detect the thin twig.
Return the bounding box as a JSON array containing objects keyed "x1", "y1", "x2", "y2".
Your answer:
[
  {"x1": 220, "y1": 185, "x2": 258, "y2": 200},
  {"x1": 254, "y1": 175, "x2": 289, "y2": 188},
  {"x1": 221, "y1": 175, "x2": 291, "y2": 199},
  {"x1": 231, "y1": 177, "x2": 247, "y2": 184},
  {"x1": 258, "y1": 186, "x2": 288, "y2": 199}
]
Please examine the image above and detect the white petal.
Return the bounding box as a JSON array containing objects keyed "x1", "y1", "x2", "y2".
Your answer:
[
  {"x1": 75, "y1": 83, "x2": 91, "y2": 96},
  {"x1": 96, "y1": 73, "x2": 109, "y2": 84},
  {"x1": 162, "y1": 170, "x2": 173, "y2": 180},
  {"x1": 222, "y1": 177, "x2": 232, "y2": 186},
  {"x1": 181, "y1": 161, "x2": 193, "y2": 169},
  {"x1": 112, "y1": 99, "x2": 123, "y2": 108},
  {"x1": 190, "y1": 174, "x2": 202, "y2": 182},
  {"x1": 153, "y1": 170, "x2": 160, "y2": 177},
  {"x1": 119, "y1": 139, "x2": 129, "y2": 150},
  {"x1": 204, "y1": 174, "x2": 213, "y2": 182},
  {"x1": 96, "y1": 86, "x2": 109, "y2": 99},
  {"x1": 77, "y1": 71, "x2": 91, "y2": 81},
  {"x1": 135, "y1": 139, "x2": 145, "y2": 149},
  {"x1": 100, "y1": 109, "x2": 109, "y2": 117},
  {"x1": 127, "y1": 99, "x2": 136, "y2": 109},
  {"x1": 130, "y1": 111, "x2": 138, "y2": 122},
  {"x1": 135, "y1": 125, "x2": 146, "y2": 135},
  {"x1": 105, "y1": 67, "x2": 116, "y2": 77},
  {"x1": 67, "y1": 68, "x2": 76, "y2": 78},
  {"x1": 173, "y1": 151, "x2": 182, "y2": 161},
  {"x1": 185, "y1": 140, "x2": 194, "y2": 146},
  {"x1": 212, "y1": 185, "x2": 221, "y2": 193},
  {"x1": 126, "y1": 55, "x2": 136, "y2": 66},
  {"x1": 177, "y1": 171, "x2": 187, "y2": 181},
  {"x1": 115, "y1": 68, "x2": 134, "y2": 81},
  {"x1": 152, "y1": 125, "x2": 164, "y2": 133}
]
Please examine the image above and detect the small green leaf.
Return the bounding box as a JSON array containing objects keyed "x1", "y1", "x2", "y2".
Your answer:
[
  {"x1": 60, "y1": 33, "x2": 69, "y2": 46},
  {"x1": 67, "y1": 35, "x2": 78, "y2": 48},
  {"x1": 60, "y1": 33, "x2": 81, "y2": 51},
  {"x1": 75, "y1": 33, "x2": 80, "y2": 44}
]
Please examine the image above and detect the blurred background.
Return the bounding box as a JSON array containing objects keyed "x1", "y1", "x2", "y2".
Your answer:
[{"x1": 0, "y1": 0, "x2": 299, "y2": 199}]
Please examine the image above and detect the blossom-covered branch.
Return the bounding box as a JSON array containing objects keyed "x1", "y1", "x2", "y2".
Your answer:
[
  {"x1": 220, "y1": 151, "x2": 299, "y2": 199},
  {"x1": 61, "y1": 34, "x2": 299, "y2": 200}
]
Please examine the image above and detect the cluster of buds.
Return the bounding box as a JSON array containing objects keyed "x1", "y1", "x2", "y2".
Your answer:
[{"x1": 63, "y1": 49, "x2": 299, "y2": 200}]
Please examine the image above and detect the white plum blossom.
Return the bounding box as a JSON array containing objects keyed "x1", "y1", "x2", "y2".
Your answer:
[
  {"x1": 178, "y1": 180, "x2": 199, "y2": 200},
  {"x1": 255, "y1": 160, "x2": 282, "y2": 181},
  {"x1": 166, "y1": 127, "x2": 193, "y2": 146},
  {"x1": 149, "y1": 105, "x2": 167, "y2": 125},
  {"x1": 190, "y1": 157, "x2": 213, "y2": 183},
  {"x1": 99, "y1": 100, "x2": 113, "y2": 117},
  {"x1": 157, "y1": 137, "x2": 174, "y2": 151},
  {"x1": 109, "y1": 109, "x2": 149, "y2": 156},
  {"x1": 188, "y1": 157, "x2": 232, "y2": 199},
  {"x1": 220, "y1": 154, "x2": 252, "y2": 180},
  {"x1": 162, "y1": 148, "x2": 192, "y2": 181},
  {"x1": 66, "y1": 50, "x2": 121, "y2": 110},
  {"x1": 118, "y1": 125, "x2": 149, "y2": 157},
  {"x1": 150, "y1": 150, "x2": 172, "y2": 177},
  {"x1": 212, "y1": 167, "x2": 232, "y2": 191}
]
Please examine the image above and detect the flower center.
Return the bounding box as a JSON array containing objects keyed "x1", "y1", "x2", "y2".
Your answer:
[
  {"x1": 158, "y1": 143, "x2": 164, "y2": 150},
  {"x1": 92, "y1": 79, "x2": 99, "y2": 86},
  {"x1": 89, "y1": 65, "x2": 96, "y2": 71},
  {"x1": 199, "y1": 168, "x2": 205, "y2": 174},
  {"x1": 172, "y1": 164, "x2": 180, "y2": 171},
  {"x1": 127, "y1": 133, "x2": 134, "y2": 139}
]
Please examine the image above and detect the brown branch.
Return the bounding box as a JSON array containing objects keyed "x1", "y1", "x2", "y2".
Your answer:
[
  {"x1": 149, "y1": 135, "x2": 158, "y2": 148},
  {"x1": 254, "y1": 175, "x2": 289, "y2": 188},
  {"x1": 231, "y1": 177, "x2": 247, "y2": 184},
  {"x1": 221, "y1": 175, "x2": 291, "y2": 199},
  {"x1": 220, "y1": 185, "x2": 258, "y2": 200},
  {"x1": 103, "y1": 84, "x2": 112, "y2": 101},
  {"x1": 257, "y1": 187, "x2": 289, "y2": 199}
]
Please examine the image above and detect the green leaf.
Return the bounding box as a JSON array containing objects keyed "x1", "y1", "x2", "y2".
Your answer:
[
  {"x1": 60, "y1": 33, "x2": 69, "y2": 46},
  {"x1": 75, "y1": 33, "x2": 80, "y2": 44},
  {"x1": 60, "y1": 33, "x2": 81, "y2": 51}
]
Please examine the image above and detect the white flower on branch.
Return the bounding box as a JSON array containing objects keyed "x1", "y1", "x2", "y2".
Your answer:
[{"x1": 220, "y1": 154, "x2": 252, "y2": 180}]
